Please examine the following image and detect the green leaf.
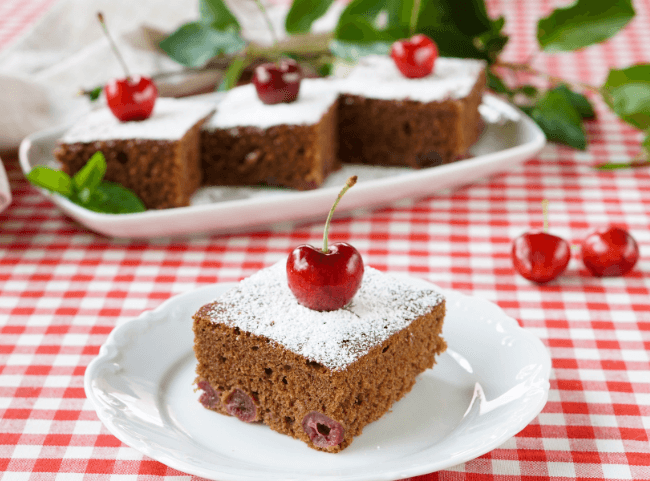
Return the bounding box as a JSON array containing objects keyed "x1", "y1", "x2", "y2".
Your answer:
[
  {"x1": 530, "y1": 89, "x2": 587, "y2": 150},
  {"x1": 537, "y1": 0, "x2": 635, "y2": 52},
  {"x1": 26, "y1": 166, "x2": 73, "y2": 197},
  {"x1": 602, "y1": 64, "x2": 650, "y2": 130},
  {"x1": 218, "y1": 55, "x2": 250, "y2": 91},
  {"x1": 553, "y1": 84, "x2": 595, "y2": 119},
  {"x1": 418, "y1": 24, "x2": 484, "y2": 59},
  {"x1": 199, "y1": 0, "x2": 240, "y2": 31},
  {"x1": 487, "y1": 70, "x2": 512, "y2": 95},
  {"x1": 329, "y1": 40, "x2": 391, "y2": 62},
  {"x1": 72, "y1": 151, "x2": 106, "y2": 193},
  {"x1": 159, "y1": 22, "x2": 245, "y2": 67},
  {"x1": 285, "y1": 0, "x2": 335, "y2": 34},
  {"x1": 415, "y1": 0, "x2": 507, "y2": 61},
  {"x1": 594, "y1": 160, "x2": 650, "y2": 170},
  {"x1": 88, "y1": 86, "x2": 103, "y2": 102},
  {"x1": 335, "y1": 15, "x2": 406, "y2": 43},
  {"x1": 82, "y1": 182, "x2": 146, "y2": 214}
]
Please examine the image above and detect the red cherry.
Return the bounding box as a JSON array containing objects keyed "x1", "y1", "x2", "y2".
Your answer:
[
  {"x1": 581, "y1": 226, "x2": 639, "y2": 277},
  {"x1": 390, "y1": 34, "x2": 438, "y2": 79},
  {"x1": 105, "y1": 76, "x2": 157, "y2": 121},
  {"x1": 287, "y1": 243, "x2": 364, "y2": 311},
  {"x1": 287, "y1": 176, "x2": 363, "y2": 311},
  {"x1": 97, "y1": 12, "x2": 157, "y2": 122},
  {"x1": 252, "y1": 58, "x2": 302, "y2": 105},
  {"x1": 512, "y1": 232, "x2": 571, "y2": 283}
]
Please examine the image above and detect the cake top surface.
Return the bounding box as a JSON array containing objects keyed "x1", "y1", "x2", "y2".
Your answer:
[
  {"x1": 204, "y1": 78, "x2": 339, "y2": 130},
  {"x1": 60, "y1": 98, "x2": 216, "y2": 143},
  {"x1": 206, "y1": 261, "x2": 444, "y2": 371},
  {"x1": 340, "y1": 55, "x2": 485, "y2": 102}
]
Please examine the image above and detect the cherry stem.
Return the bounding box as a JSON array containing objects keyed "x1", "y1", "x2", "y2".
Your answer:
[
  {"x1": 253, "y1": 0, "x2": 279, "y2": 48},
  {"x1": 97, "y1": 12, "x2": 131, "y2": 80},
  {"x1": 541, "y1": 199, "x2": 549, "y2": 233},
  {"x1": 409, "y1": 0, "x2": 421, "y2": 36},
  {"x1": 322, "y1": 176, "x2": 357, "y2": 254}
]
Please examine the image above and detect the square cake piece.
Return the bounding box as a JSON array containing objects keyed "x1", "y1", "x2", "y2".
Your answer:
[
  {"x1": 337, "y1": 55, "x2": 487, "y2": 167},
  {"x1": 201, "y1": 79, "x2": 340, "y2": 191},
  {"x1": 193, "y1": 261, "x2": 446, "y2": 453},
  {"x1": 55, "y1": 98, "x2": 215, "y2": 209}
]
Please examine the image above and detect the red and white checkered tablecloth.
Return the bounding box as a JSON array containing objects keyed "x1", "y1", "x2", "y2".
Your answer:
[{"x1": 1, "y1": 0, "x2": 649, "y2": 479}]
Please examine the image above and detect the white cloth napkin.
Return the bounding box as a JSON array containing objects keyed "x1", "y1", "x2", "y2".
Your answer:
[{"x1": 0, "y1": 0, "x2": 342, "y2": 152}]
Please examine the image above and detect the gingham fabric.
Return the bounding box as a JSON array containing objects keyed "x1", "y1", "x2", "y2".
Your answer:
[{"x1": 1, "y1": 0, "x2": 649, "y2": 479}]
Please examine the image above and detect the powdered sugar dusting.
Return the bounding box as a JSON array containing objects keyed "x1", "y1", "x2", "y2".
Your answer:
[
  {"x1": 341, "y1": 55, "x2": 485, "y2": 102},
  {"x1": 204, "y1": 79, "x2": 339, "y2": 130},
  {"x1": 207, "y1": 261, "x2": 444, "y2": 371},
  {"x1": 60, "y1": 98, "x2": 215, "y2": 143}
]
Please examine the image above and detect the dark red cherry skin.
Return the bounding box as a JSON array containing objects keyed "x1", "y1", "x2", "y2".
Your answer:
[
  {"x1": 581, "y1": 226, "x2": 639, "y2": 277},
  {"x1": 197, "y1": 380, "x2": 222, "y2": 410},
  {"x1": 287, "y1": 242, "x2": 364, "y2": 311},
  {"x1": 512, "y1": 231, "x2": 571, "y2": 283},
  {"x1": 302, "y1": 411, "x2": 345, "y2": 449},
  {"x1": 105, "y1": 75, "x2": 157, "y2": 122},
  {"x1": 224, "y1": 388, "x2": 258, "y2": 423},
  {"x1": 390, "y1": 34, "x2": 438, "y2": 79},
  {"x1": 252, "y1": 58, "x2": 302, "y2": 105}
]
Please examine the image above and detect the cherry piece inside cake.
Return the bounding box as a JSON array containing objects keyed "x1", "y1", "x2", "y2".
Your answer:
[
  {"x1": 337, "y1": 55, "x2": 487, "y2": 168},
  {"x1": 55, "y1": 98, "x2": 214, "y2": 209},
  {"x1": 201, "y1": 78, "x2": 340, "y2": 191},
  {"x1": 192, "y1": 261, "x2": 446, "y2": 453}
]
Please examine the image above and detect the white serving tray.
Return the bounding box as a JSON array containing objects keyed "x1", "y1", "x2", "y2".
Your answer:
[{"x1": 20, "y1": 94, "x2": 545, "y2": 238}]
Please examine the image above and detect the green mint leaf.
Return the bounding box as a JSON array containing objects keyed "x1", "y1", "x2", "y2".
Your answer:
[
  {"x1": 487, "y1": 70, "x2": 512, "y2": 95},
  {"x1": 329, "y1": 40, "x2": 391, "y2": 62},
  {"x1": 518, "y1": 85, "x2": 539, "y2": 98},
  {"x1": 602, "y1": 64, "x2": 650, "y2": 130},
  {"x1": 553, "y1": 84, "x2": 596, "y2": 119},
  {"x1": 159, "y1": 22, "x2": 245, "y2": 67},
  {"x1": 537, "y1": 0, "x2": 635, "y2": 52},
  {"x1": 218, "y1": 55, "x2": 250, "y2": 91},
  {"x1": 26, "y1": 166, "x2": 73, "y2": 197},
  {"x1": 72, "y1": 151, "x2": 106, "y2": 193},
  {"x1": 81, "y1": 182, "x2": 146, "y2": 214},
  {"x1": 530, "y1": 89, "x2": 587, "y2": 150},
  {"x1": 199, "y1": 0, "x2": 240, "y2": 31},
  {"x1": 285, "y1": 0, "x2": 335, "y2": 34}
]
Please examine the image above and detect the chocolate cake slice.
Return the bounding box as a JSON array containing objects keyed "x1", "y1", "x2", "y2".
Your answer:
[
  {"x1": 201, "y1": 79, "x2": 340, "y2": 190},
  {"x1": 55, "y1": 98, "x2": 215, "y2": 209},
  {"x1": 337, "y1": 56, "x2": 487, "y2": 167},
  {"x1": 193, "y1": 261, "x2": 446, "y2": 453}
]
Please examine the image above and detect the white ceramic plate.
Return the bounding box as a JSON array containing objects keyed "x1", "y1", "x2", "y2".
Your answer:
[
  {"x1": 84, "y1": 276, "x2": 550, "y2": 481},
  {"x1": 20, "y1": 94, "x2": 545, "y2": 238},
  {"x1": 0, "y1": 156, "x2": 12, "y2": 213}
]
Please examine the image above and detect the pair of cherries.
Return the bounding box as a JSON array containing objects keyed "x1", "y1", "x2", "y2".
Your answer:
[{"x1": 512, "y1": 223, "x2": 639, "y2": 283}]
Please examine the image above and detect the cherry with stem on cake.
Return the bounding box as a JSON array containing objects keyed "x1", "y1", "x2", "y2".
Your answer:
[
  {"x1": 252, "y1": 58, "x2": 302, "y2": 105},
  {"x1": 97, "y1": 12, "x2": 157, "y2": 122},
  {"x1": 511, "y1": 200, "x2": 571, "y2": 283},
  {"x1": 390, "y1": 34, "x2": 438, "y2": 79},
  {"x1": 581, "y1": 225, "x2": 639, "y2": 277},
  {"x1": 287, "y1": 176, "x2": 364, "y2": 311}
]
